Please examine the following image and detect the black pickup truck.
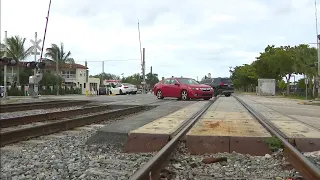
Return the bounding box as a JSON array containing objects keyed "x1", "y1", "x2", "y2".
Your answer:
[{"x1": 200, "y1": 77, "x2": 234, "y2": 97}]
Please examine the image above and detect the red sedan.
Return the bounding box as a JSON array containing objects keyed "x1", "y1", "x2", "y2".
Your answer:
[{"x1": 153, "y1": 77, "x2": 214, "y2": 100}]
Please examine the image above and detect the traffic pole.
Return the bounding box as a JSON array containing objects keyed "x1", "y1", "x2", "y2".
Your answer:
[
  {"x1": 142, "y1": 48, "x2": 146, "y2": 94},
  {"x1": 3, "y1": 31, "x2": 8, "y2": 99}
]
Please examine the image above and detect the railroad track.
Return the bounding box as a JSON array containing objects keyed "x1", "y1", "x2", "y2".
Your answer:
[
  {"x1": 0, "y1": 104, "x2": 156, "y2": 146},
  {"x1": 0, "y1": 100, "x2": 90, "y2": 113},
  {"x1": 128, "y1": 95, "x2": 320, "y2": 180}
]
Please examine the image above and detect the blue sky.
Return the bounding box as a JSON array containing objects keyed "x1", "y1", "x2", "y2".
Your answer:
[{"x1": 1, "y1": 0, "x2": 319, "y2": 81}]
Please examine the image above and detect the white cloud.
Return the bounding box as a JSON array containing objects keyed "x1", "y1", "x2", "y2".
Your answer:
[{"x1": 1, "y1": 0, "x2": 317, "y2": 80}]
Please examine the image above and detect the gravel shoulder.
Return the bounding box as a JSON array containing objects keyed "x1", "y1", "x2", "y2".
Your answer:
[
  {"x1": 0, "y1": 110, "x2": 114, "y2": 132},
  {"x1": 0, "y1": 98, "x2": 53, "y2": 105},
  {"x1": 0, "y1": 112, "x2": 154, "y2": 180},
  {"x1": 163, "y1": 142, "x2": 301, "y2": 180},
  {"x1": 0, "y1": 106, "x2": 84, "y2": 119}
]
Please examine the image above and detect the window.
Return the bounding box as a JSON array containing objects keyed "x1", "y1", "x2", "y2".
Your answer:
[
  {"x1": 170, "y1": 79, "x2": 178, "y2": 84},
  {"x1": 84, "y1": 83, "x2": 86, "y2": 89},
  {"x1": 163, "y1": 79, "x2": 171, "y2": 84},
  {"x1": 177, "y1": 78, "x2": 199, "y2": 85},
  {"x1": 201, "y1": 79, "x2": 213, "y2": 84}
]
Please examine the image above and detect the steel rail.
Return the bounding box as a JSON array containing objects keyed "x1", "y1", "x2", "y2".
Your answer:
[
  {"x1": 0, "y1": 100, "x2": 89, "y2": 113},
  {"x1": 0, "y1": 100, "x2": 66, "y2": 108},
  {"x1": 233, "y1": 95, "x2": 320, "y2": 180},
  {"x1": 0, "y1": 105, "x2": 154, "y2": 146},
  {"x1": 0, "y1": 104, "x2": 134, "y2": 128},
  {"x1": 129, "y1": 97, "x2": 219, "y2": 180}
]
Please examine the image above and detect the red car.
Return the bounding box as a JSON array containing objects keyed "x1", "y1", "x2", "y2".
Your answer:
[{"x1": 153, "y1": 77, "x2": 214, "y2": 100}]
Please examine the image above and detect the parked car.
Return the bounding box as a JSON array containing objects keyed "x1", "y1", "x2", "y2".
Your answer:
[
  {"x1": 153, "y1": 77, "x2": 213, "y2": 100},
  {"x1": 200, "y1": 77, "x2": 234, "y2": 97},
  {"x1": 110, "y1": 83, "x2": 137, "y2": 95}
]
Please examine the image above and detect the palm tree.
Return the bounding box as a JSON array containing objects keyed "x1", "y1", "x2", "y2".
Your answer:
[
  {"x1": 0, "y1": 43, "x2": 5, "y2": 57},
  {"x1": 45, "y1": 43, "x2": 75, "y2": 94},
  {"x1": 3, "y1": 36, "x2": 32, "y2": 85}
]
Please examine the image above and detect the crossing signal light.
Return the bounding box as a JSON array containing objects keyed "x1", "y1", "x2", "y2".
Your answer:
[
  {"x1": 0, "y1": 57, "x2": 17, "y2": 66},
  {"x1": 26, "y1": 61, "x2": 46, "y2": 69},
  {"x1": 26, "y1": 61, "x2": 37, "y2": 69},
  {"x1": 36, "y1": 62, "x2": 46, "y2": 69}
]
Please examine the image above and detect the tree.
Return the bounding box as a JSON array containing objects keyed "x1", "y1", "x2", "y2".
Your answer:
[
  {"x1": 45, "y1": 43, "x2": 74, "y2": 94},
  {"x1": 90, "y1": 73, "x2": 120, "y2": 86},
  {"x1": 146, "y1": 72, "x2": 159, "y2": 87},
  {"x1": 0, "y1": 43, "x2": 5, "y2": 57},
  {"x1": 230, "y1": 44, "x2": 317, "y2": 97},
  {"x1": 278, "y1": 79, "x2": 287, "y2": 92},
  {"x1": 122, "y1": 73, "x2": 141, "y2": 85},
  {"x1": 231, "y1": 64, "x2": 258, "y2": 91},
  {"x1": 3, "y1": 36, "x2": 33, "y2": 85}
]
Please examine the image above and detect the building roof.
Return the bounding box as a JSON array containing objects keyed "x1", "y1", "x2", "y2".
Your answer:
[{"x1": 0, "y1": 61, "x2": 88, "y2": 69}]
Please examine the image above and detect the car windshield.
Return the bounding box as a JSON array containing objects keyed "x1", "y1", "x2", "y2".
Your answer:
[
  {"x1": 201, "y1": 78, "x2": 213, "y2": 84},
  {"x1": 220, "y1": 78, "x2": 233, "y2": 84},
  {"x1": 178, "y1": 78, "x2": 199, "y2": 85}
]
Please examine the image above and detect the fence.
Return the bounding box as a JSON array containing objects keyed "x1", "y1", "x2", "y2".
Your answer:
[{"x1": 3, "y1": 85, "x2": 82, "y2": 96}]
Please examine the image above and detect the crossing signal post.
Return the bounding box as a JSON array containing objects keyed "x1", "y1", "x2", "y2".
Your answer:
[
  {"x1": 25, "y1": 61, "x2": 46, "y2": 98},
  {"x1": 1, "y1": 57, "x2": 18, "y2": 98}
]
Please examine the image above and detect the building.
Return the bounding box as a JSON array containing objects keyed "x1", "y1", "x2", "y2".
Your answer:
[{"x1": 0, "y1": 60, "x2": 100, "y2": 94}]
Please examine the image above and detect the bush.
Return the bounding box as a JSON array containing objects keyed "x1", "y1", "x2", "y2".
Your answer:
[{"x1": 7, "y1": 87, "x2": 24, "y2": 96}]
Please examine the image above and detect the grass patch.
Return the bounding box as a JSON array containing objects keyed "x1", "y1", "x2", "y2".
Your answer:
[
  {"x1": 265, "y1": 136, "x2": 284, "y2": 152},
  {"x1": 0, "y1": 98, "x2": 20, "y2": 104}
]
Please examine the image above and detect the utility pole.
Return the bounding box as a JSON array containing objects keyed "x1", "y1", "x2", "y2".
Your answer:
[
  {"x1": 56, "y1": 53, "x2": 59, "y2": 95},
  {"x1": 229, "y1": 66, "x2": 232, "y2": 77},
  {"x1": 317, "y1": 35, "x2": 320, "y2": 99},
  {"x1": 315, "y1": 0, "x2": 320, "y2": 99},
  {"x1": 142, "y1": 48, "x2": 146, "y2": 94},
  {"x1": 3, "y1": 31, "x2": 8, "y2": 98},
  {"x1": 150, "y1": 66, "x2": 152, "y2": 75}
]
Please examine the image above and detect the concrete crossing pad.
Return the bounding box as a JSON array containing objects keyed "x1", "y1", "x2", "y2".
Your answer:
[
  {"x1": 186, "y1": 97, "x2": 272, "y2": 155},
  {"x1": 124, "y1": 101, "x2": 208, "y2": 152},
  {"x1": 237, "y1": 96, "x2": 320, "y2": 152}
]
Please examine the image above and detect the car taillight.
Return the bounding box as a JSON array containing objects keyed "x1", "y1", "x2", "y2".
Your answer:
[
  {"x1": 124, "y1": 86, "x2": 128, "y2": 88},
  {"x1": 220, "y1": 82, "x2": 225, "y2": 86}
]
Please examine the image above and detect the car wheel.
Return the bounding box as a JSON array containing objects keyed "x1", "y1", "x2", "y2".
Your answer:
[
  {"x1": 181, "y1": 90, "x2": 189, "y2": 100},
  {"x1": 132, "y1": 91, "x2": 137, "y2": 95},
  {"x1": 203, "y1": 98, "x2": 210, "y2": 100},
  {"x1": 156, "y1": 90, "x2": 164, "y2": 99},
  {"x1": 119, "y1": 89, "x2": 123, "y2": 95},
  {"x1": 225, "y1": 94, "x2": 231, "y2": 97}
]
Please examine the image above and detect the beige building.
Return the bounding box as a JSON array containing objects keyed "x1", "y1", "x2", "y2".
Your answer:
[{"x1": 1, "y1": 60, "x2": 99, "y2": 95}]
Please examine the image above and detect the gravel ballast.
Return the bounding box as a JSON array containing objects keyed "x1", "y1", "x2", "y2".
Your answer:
[
  {"x1": 1, "y1": 110, "x2": 113, "y2": 132},
  {"x1": 0, "y1": 106, "x2": 83, "y2": 119},
  {"x1": 162, "y1": 142, "x2": 302, "y2": 180},
  {"x1": 0, "y1": 113, "x2": 154, "y2": 180}
]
